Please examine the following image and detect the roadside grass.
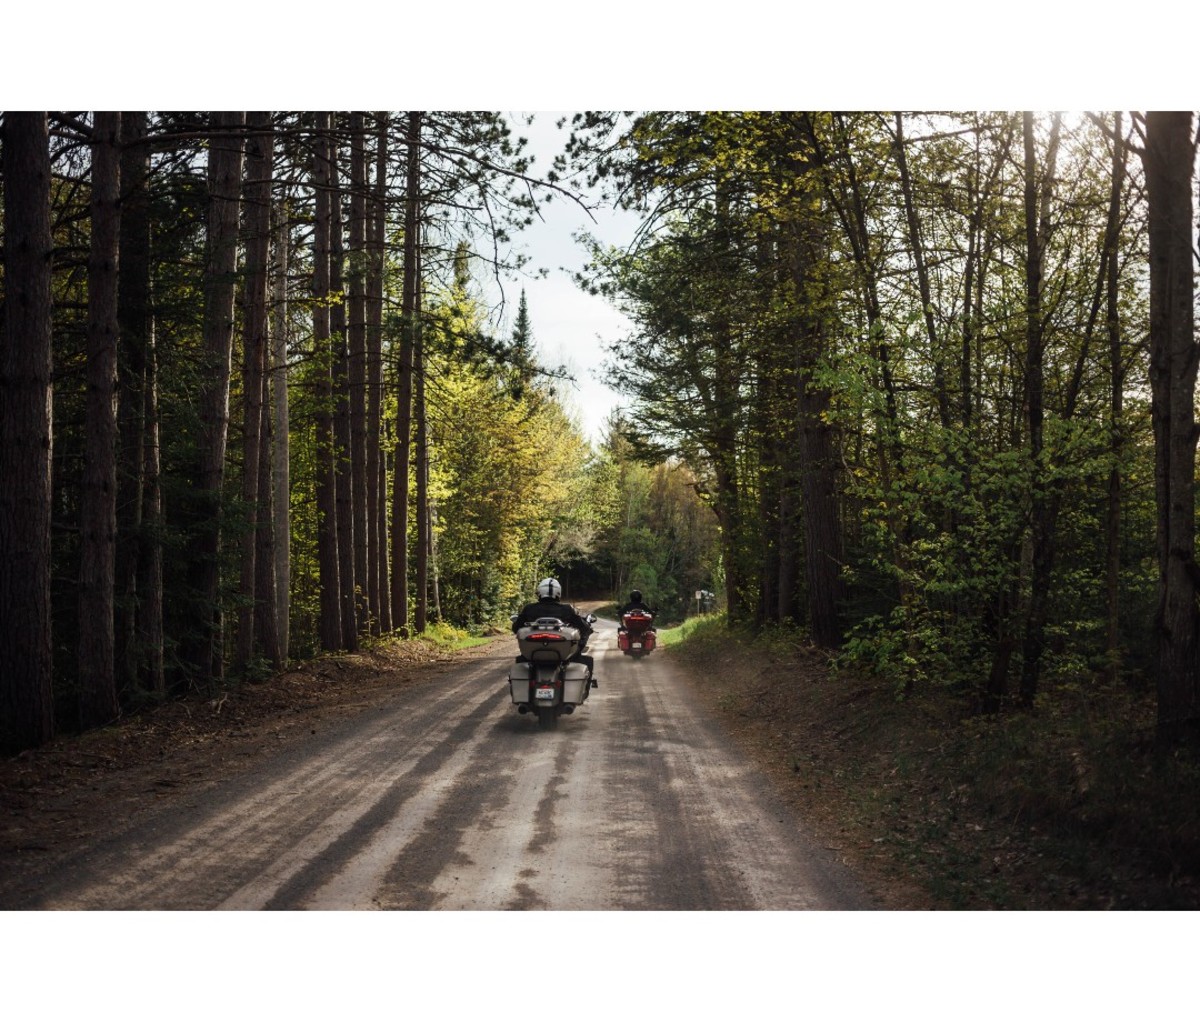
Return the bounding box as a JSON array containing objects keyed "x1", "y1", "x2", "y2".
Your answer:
[
  {"x1": 359, "y1": 620, "x2": 492, "y2": 654},
  {"x1": 656, "y1": 613, "x2": 725, "y2": 648},
  {"x1": 418, "y1": 620, "x2": 492, "y2": 650},
  {"x1": 665, "y1": 616, "x2": 1200, "y2": 909}
]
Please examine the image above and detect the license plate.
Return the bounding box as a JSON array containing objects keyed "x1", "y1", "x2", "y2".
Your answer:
[
  {"x1": 632, "y1": 642, "x2": 642, "y2": 648},
  {"x1": 535, "y1": 686, "x2": 555, "y2": 700}
]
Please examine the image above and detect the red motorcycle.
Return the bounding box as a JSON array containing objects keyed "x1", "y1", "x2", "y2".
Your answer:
[{"x1": 617, "y1": 610, "x2": 657, "y2": 657}]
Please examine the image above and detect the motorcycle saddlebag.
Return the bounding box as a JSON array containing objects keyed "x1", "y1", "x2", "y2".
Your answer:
[
  {"x1": 509, "y1": 660, "x2": 533, "y2": 704},
  {"x1": 562, "y1": 661, "x2": 591, "y2": 704},
  {"x1": 617, "y1": 630, "x2": 631, "y2": 651}
]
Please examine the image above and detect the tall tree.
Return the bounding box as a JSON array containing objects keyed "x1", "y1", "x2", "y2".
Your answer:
[
  {"x1": 235, "y1": 111, "x2": 280, "y2": 671},
  {"x1": 392, "y1": 111, "x2": 422, "y2": 634},
  {"x1": 0, "y1": 111, "x2": 56, "y2": 753},
  {"x1": 78, "y1": 110, "x2": 122, "y2": 728},
  {"x1": 348, "y1": 112, "x2": 370, "y2": 633},
  {"x1": 271, "y1": 197, "x2": 291, "y2": 660},
  {"x1": 1143, "y1": 111, "x2": 1200, "y2": 742},
  {"x1": 366, "y1": 112, "x2": 390, "y2": 633},
  {"x1": 114, "y1": 110, "x2": 153, "y2": 696},
  {"x1": 330, "y1": 130, "x2": 357, "y2": 651},
  {"x1": 415, "y1": 239, "x2": 429, "y2": 633},
  {"x1": 1018, "y1": 111, "x2": 1062, "y2": 707},
  {"x1": 179, "y1": 111, "x2": 245, "y2": 688},
  {"x1": 1103, "y1": 113, "x2": 1127, "y2": 684},
  {"x1": 138, "y1": 316, "x2": 165, "y2": 696},
  {"x1": 312, "y1": 113, "x2": 342, "y2": 651}
]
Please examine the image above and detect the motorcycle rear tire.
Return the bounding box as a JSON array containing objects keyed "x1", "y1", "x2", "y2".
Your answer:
[{"x1": 537, "y1": 706, "x2": 558, "y2": 730}]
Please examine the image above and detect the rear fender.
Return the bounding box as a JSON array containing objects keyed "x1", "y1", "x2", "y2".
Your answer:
[{"x1": 533, "y1": 664, "x2": 560, "y2": 704}]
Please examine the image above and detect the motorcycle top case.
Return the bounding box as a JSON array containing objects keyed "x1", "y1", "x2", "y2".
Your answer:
[{"x1": 515, "y1": 619, "x2": 581, "y2": 663}]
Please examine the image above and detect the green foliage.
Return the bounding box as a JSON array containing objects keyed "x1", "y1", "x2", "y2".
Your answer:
[{"x1": 583, "y1": 415, "x2": 722, "y2": 620}]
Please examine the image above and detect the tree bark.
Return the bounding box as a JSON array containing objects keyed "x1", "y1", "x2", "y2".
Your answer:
[
  {"x1": 1104, "y1": 113, "x2": 1126, "y2": 685},
  {"x1": 138, "y1": 318, "x2": 165, "y2": 696},
  {"x1": 783, "y1": 139, "x2": 844, "y2": 649},
  {"x1": 78, "y1": 109, "x2": 123, "y2": 729},
  {"x1": 415, "y1": 238, "x2": 429, "y2": 634},
  {"x1": 367, "y1": 112, "x2": 391, "y2": 633},
  {"x1": 254, "y1": 356, "x2": 281, "y2": 669},
  {"x1": 114, "y1": 110, "x2": 151, "y2": 696},
  {"x1": 348, "y1": 113, "x2": 370, "y2": 633},
  {"x1": 180, "y1": 111, "x2": 245, "y2": 689},
  {"x1": 1144, "y1": 111, "x2": 1200, "y2": 742},
  {"x1": 392, "y1": 111, "x2": 422, "y2": 634},
  {"x1": 312, "y1": 113, "x2": 342, "y2": 652},
  {"x1": 330, "y1": 132, "x2": 358, "y2": 651},
  {"x1": 0, "y1": 111, "x2": 56, "y2": 753},
  {"x1": 236, "y1": 112, "x2": 279, "y2": 671},
  {"x1": 271, "y1": 200, "x2": 291, "y2": 661}
]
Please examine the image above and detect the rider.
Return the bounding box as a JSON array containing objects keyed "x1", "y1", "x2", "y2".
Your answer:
[
  {"x1": 617, "y1": 589, "x2": 655, "y2": 624},
  {"x1": 513, "y1": 578, "x2": 596, "y2": 683}
]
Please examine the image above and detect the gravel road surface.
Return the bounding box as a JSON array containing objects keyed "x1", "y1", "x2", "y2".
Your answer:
[{"x1": 3, "y1": 617, "x2": 870, "y2": 910}]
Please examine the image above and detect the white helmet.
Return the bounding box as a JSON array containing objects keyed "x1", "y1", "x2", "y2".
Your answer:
[{"x1": 537, "y1": 578, "x2": 562, "y2": 600}]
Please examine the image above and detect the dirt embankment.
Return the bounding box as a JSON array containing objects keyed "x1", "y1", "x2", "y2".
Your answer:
[{"x1": 667, "y1": 626, "x2": 1200, "y2": 910}]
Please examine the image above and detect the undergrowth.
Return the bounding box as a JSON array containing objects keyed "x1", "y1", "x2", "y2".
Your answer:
[{"x1": 666, "y1": 615, "x2": 1200, "y2": 909}]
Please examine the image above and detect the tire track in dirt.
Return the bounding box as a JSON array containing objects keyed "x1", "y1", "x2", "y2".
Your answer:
[{"x1": 18, "y1": 659, "x2": 505, "y2": 909}]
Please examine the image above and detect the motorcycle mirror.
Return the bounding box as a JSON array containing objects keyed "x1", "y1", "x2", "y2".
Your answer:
[
  {"x1": 510, "y1": 614, "x2": 519, "y2": 623},
  {"x1": 586, "y1": 613, "x2": 597, "y2": 623}
]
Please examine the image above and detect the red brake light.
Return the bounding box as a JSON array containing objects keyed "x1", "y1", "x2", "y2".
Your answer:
[{"x1": 528, "y1": 632, "x2": 563, "y2": 642}]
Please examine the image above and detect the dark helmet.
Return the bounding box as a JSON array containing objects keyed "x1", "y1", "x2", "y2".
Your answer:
[{"x1": 630, "y1": 590, "x2": 642, "y2": 602}]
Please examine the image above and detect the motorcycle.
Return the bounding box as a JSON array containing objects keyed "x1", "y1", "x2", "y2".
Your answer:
[
  {"x1": 617, "y1": 609, "x2": 657, "y2": 657},
  {"x1": 508, "y1": 613, "x2": 597, "y2": 730}
]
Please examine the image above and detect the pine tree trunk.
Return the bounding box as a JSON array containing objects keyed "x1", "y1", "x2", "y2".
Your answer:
[
  {"x1": 415, "y1": 240, "x2": 429, "y2": 634},
  {"x1": 1144, "y1": 111, "x2": 1200, "y2": 742},
  {"x1": 430, "y1": 496, "x2": 442, "y2": 623},
  {"x1": 255, "y1": 363, "x2": 281, "y2": 669},
  {"x1": 138, "y1": 320, "x2": 165, "y2": 695},
  {"x1": 785, "y1": 208, "x2": 844, "y2": 649},
  {"x1": 312, "y1": 114, "x2": 342, "y2": 652},
  {"x1": 271, "y1": 201, "x2": 291, "y2": 661},
  {"x1": 78, "y1": 110, "x2": 123, "y2": 729},
  {"x1": 348, "y1": 113, "x2": 370, "y2": 633},
  {"x1": 796, "y1": 359, "x2": 845, "y2": 649},
  {"x1": 236, "y1": 112, "x2": 274, "y2": 672},
  {"x1": 114, "y1": 110, "x2": 150, "y2": 696},
  {"x1": 0, "y1": 111, "x2": 56, "y2": 754},
  {"x1": 392, "y1": 112, "x2": 422, "y2": 634},
  {"x1": 330, "y1": 134, "x2": 358, "y2": 652},
  {"x1": 232, "y1": 111, "x2": 274, "y2": 671},
  {"x1": 367, "y1": 112, "x2": 390, "y2": 633},
  {"x1": 180, "y1": 111, "x2": 245, "y2": 689}
]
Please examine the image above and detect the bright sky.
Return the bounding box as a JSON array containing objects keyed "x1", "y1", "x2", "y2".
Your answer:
[{"x1": 488, "y1": 112, "x2": 643, "y2": 444}]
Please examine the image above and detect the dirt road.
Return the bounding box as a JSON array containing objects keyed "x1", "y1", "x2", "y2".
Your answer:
[{"x1": 1, "y1": 617, "x2": 870, "y2": 910}]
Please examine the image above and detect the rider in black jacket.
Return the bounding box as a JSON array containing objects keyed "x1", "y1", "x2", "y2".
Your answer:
[
  {"x1": 513, "y1": 578, "x2": 595, "y2": 682},
  {"x1": 617, "y1": 590, "x2": 655, "y2": 621}
]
